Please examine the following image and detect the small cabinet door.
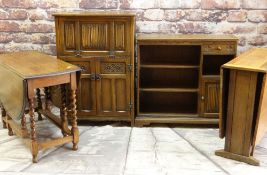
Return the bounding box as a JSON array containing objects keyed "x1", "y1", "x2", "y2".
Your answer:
[
  {"x1": 200, "y1": 78, "x2": 220, "y2": 118},
  {"x1": 57, "y1": 19, "x2": 78, "y2": 56},
  {"x1": 95, "y1": 60, "x2": 131, "y2": 117},
  {"x1": 79, "y1": 19, "x2": 112, "y2": 56},
  {"x1": 113, "y1": 19, "x2": 132, "y2": 57},
  {"x1": 69, "y1": 61, "x2": 97, "y2": 117}
]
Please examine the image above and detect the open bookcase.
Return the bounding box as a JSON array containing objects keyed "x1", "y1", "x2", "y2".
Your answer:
[
  {"x1": 139, "y1": 45, "x2": 200, "y2": 115},
  {"x1": 136, "y1": 34, "x2": 238, "y2": 126}
]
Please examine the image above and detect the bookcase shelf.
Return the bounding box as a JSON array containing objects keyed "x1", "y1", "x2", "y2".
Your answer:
[
  {"x1": 140, "y1": 88, "x2": 199, "y2": 93},
  {"x1": 140, "y1": 67, "x2": 199, "y2": 89},
  {"x1": 140, "y1": 64, "x2": 199, "y2": 69},
  {"x1": 140, "y1": 45, "x2": 201, "y2": 65},
  {"x1": 139, "y1": 91, "x2": 198, "y2": 114}
]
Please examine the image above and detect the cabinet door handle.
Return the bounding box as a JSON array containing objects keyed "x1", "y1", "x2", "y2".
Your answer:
[
  {"x1": 201, "y1": 96, "x2": 205, "y2": 100},
  {"x1": 109, "y1": 51, "x2": 115, "y2": 59},
  {"x1": 90, "y1": 73, "x2": 96, "y2": 81},
  {"x1": 75, "y1": 50, "x2": 81, "y2": 57},
  {"x1": 95, "y1": 74, "x2": 101, "y2": 81},
  {"x1": 79, "y1": 65, "x2": 86, "y2": 72}
]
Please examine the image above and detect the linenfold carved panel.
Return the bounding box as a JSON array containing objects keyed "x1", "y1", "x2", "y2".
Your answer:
[
  {"x1": 80, "y1": 23, "x2": 108, "y2": 50},
  {"x1": 114, "y1": 23, "x2": 125, "y2": 51},
  {"x1": 205, "y1": 82, "x2": 219, "y2": 113},
  {"x1": 64, "y1": 22, "x2": 76, "y2": 50},
  {"x1": 101, "y1": 63, "x2": 125, "y2": 74}
]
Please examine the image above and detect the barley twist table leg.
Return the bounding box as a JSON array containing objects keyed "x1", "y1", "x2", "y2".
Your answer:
[
  {"x1": 44, "y1": 87, "x2": 51, "y2": 111},
  {"x1": 60, "y1": 84, "x2": 68, "y2": 136},
  {"x1": 1, "y1": 105, "x2": 7, "y2": 129},
  {"x1": 29, "y1": 98, "x2": 38, "y2": 163},
  {"x1": 21, "y1": 113, "x2": 26, "y2": 130},
  {"x1": 70, "y1": 89, "x2": 79, "y2": 150},
  {"x1": 6, "y1": 115, "x2": 13, "y2": 136},
  {"x1": 36, "y1": 88, "x2": 43, "y2": 121}
]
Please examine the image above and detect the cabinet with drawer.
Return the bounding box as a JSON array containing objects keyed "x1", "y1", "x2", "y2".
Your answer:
[
  {"x1": 136, "y1": 34, "x2": 238, "y2": 126},
  {"x1": 203, "y1": 43, "x2": 236, "y2": 55},
  {"x1": 54, "y1": 12, "x2": 135, "y2": 125}
]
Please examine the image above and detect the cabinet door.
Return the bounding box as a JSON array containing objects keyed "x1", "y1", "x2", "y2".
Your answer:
[
  {"x1": 79, "y1": 19, "x2": 112, "y2": 56},
  {"x1": 57, "y1": 19, "x2": 78, "y2": 56},
  {"x1": 200, "y1": 78, "x2": 220, "y2": 118},
  {"x1": 95, "y1": 60, "x2": 131, "y2": 117},
  {"x1": 113, "y1": 19, "x2": 132, "y2": 57},
  {"x1": 69, "y1": 61, "x2": 97, "y2": 117}
]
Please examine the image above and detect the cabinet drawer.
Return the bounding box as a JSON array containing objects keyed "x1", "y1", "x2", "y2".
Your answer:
[
  {"x1": 203, "y1": 44, "x2": 235, "y2": 54},
  {"x1": 68, "y1": 61, "x2": 91, "y2": 74}
]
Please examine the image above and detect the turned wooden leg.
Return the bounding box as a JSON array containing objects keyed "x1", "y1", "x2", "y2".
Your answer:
[
  {"x1": 1, "y1": 105, "x2": 7, "y2": 129},
  {"x1": 70, "y1": 89, "x2": 79, "y2": 150},
  {"x1": 60, "y1": 84, "x2": 68, "y2": 136},
  {"x1": 20, "y1": 113, "x2": 28, "y2": 138},
  {"x1": 6, "y1": 116, "x2": 13, "y2": 136},
  {"x1": 44, "y1": 87, "x2": 51, "y2": 111},
  {"x1": 36, "y1": 88, "x2": 43, "y2": 121},
  {"x1": 29, "y1": 98, "x2": 38, "y2": 163},
  {"x1": 21, "y1": 113, "x2": 26, "y2": 130}
]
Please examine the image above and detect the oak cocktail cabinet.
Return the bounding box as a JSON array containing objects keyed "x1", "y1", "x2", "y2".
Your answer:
[
  {"x1": 53, "y1": 12, "x2": 135, "y2": 125},
  {"x1": 136, "y1": 34, "x2": 238, "y2": 126}
]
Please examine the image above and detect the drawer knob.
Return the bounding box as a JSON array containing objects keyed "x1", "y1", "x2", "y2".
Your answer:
[
  {"x1": 201, "y1": 96, "x2": 205, "y2": 100},
  {"x1": 217, "y1": 46, "x2": 222, "y2": 50}
]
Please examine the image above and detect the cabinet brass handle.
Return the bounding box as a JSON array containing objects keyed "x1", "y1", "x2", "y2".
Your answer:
[
  {"x1": 90, "y1": 73, "x2": 96, "y2": 81},
  {"x1": 217, "y1": 46, "x2": 222, "y2": 50},
  {"x1": 79, "y1": 65, "x2": 86, "y2": 72},
  {"x1": 109, "y1": 51, "x2": 115, "y2": 59},
  {"x1": 95, "y1": 74, "x2": 101, "y2": 81},
  {"x1": 75, "y1": 50, "x2": 81, "y2": 57},
  {"x1": 201, "y1": 96, "x2": 205, "y2": 100}
]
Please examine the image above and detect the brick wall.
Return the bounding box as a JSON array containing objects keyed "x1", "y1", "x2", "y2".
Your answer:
[{"x1": 0, "y1": 0, "x2": 266, "y2": 55}]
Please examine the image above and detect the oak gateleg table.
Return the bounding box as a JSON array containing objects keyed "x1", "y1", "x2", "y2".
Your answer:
[{"x1": 0, "y1": 51, "x2": 81, "y2": 163}]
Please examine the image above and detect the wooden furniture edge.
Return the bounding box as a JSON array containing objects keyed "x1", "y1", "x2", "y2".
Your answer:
[
  {"x1": 137, "y1": 34, "x2": 239, "y2": 42},
  {"x1": 135, "y1": 117, "x2": 219, "y2": 127},
  {"x1": 215, "y1": 149, "x2": 260, "y2": 166},
  {"x1": 53, "y1": 11, "x2": 136, "y2": 17}
]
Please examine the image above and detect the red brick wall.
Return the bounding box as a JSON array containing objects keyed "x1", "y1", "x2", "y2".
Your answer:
[{"x1": 0, "y1": 0, "x2": 266, "y2": 55}]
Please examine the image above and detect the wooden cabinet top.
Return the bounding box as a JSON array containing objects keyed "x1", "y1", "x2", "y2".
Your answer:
[
  {"x1": 0, "y1": 51, "x2": 80, "y2": 79},
  {"x1": 223, "y1": 48, "x2": 267, "y2": 73},
  {"x1": 137, "y1": 34, "x2": 238, "y2": 42},
  {"x1": 53, "y1": 11, "x2": 135, "y2": 17}
]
